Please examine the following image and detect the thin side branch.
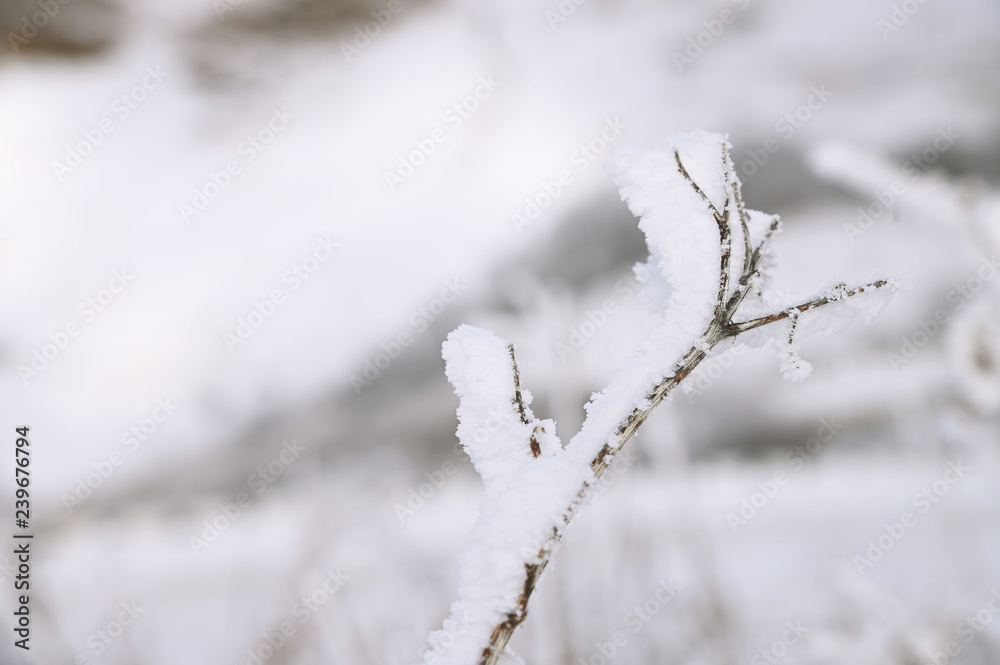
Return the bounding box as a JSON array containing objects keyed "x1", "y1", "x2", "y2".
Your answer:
[
  {"x1": 675, "y1": 149, "x2": 731, "y2": 320},
  {"x1": 508, "y1": 344, "x2": 543, "y2": 460},
  {"x1": 724, "y1": 216, "x2": 780, "y2": 316},
  {"x1": 728, "y1": 279, "x2": 890, "y2": 335},
  {"x1": 508, "y1": 344, "x2": 529, "y2": 426},
  {"x1": 787, "y1": 310, "x2": 800, "y2": 345},
  {"x1": 722, "y1": 143, "x2": 753, "y2": 277},
  {"x1": 674, "y1": 149, "x2": 722, "y2": 217}
]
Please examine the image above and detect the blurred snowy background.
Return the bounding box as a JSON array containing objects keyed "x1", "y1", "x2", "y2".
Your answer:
[{"x1": 1, "y1": 0, "x2": 999, "y2": 663}]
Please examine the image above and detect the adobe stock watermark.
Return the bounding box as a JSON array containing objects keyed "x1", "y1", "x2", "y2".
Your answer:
[
  {"x1": 61, "y1": 398, "x2": 179, "y2": 513},
  {"x1": 750, "y1": 620, "x2": 810, "y2": 665},
  {"x1": 672, "y1": 0, "x2": 751, "y2": 72},
  {"x1": 224, "y1": 235, "x2": 340, "y2": 352},
  {"x1": 681, "y1": 343, "x2": 747, "y2": 403},
  {"x1": 73, "y1": 601, "x2": 144, "y2": 664},
  {"x1": 189, "y1": 439, "x2": 307, "y2": 556},
  {"x1": 923, "y1": 589, "x2": 1000, "y2": 665},
  {"x1": 6, "y1": 0, "x2": 73, "y2": 54},
  {"x1": 886, "y1": 255, "x2": 998, "y2": 371},
  {"x1": 512, "y1": 116, "x2": 628, "y2": 233},
  {"x1": 235, "y1": 567, "x2": 350, "y2": 665},
  {"x1": 509, "y1": 444, "x2": 638, "y2": 566},
  {"x1": 0, "y1": 557, "x2": 15, "y2": 586},
  {"x1": 512, "y1": 446, "x2": 638, "y2": 561},
  {"x1": 577, "y1": 579, "x2": 681, "y2": 665},
  {"x1": 180, "y1": 107, "x2": 295, "y2": 223},
  {"x1": 394, "y1": 442, "x2": 467, "y2": 524},
  {"x1": 350, "y1": 278, "x2": 465, "y2": 394},
  {"x1": 212, "y1": 0, "x2": 245, "y2": 19},
  {"x1": 737, "y1": 84, "x2": 834, "y2": 180},
  {"x1": 339, "y1": 0, "x2": 413, "y2": 61},
  {"x1": 853, "y1": 459, "x2": 970, "y2": 575},
  {"x1": 420, "y1": 610, "x2": 477, "y2": 663},
  {"x1": 843, "y1": 126, "x2": 960, "y2": 243},
  {"x1": 544, "y1": 0, "x2": 588, "y2": 31},
  {"x1": 580, "y1": 448, "x2": 638, "y2": 507},
  {"x1": 53, "y1": 65, "x2": 169, "y2": 181},
  {"x1": 555, "y1": 263, "x2": 649, "y2": 362},
  {"x1": 727, "y1": 417, "x2": 843, "y2": 534},
  {"x1": 878, "y1": 0, "x2": 931, "y2": 40},
  {"x1": 18, "y1": 269, "x2": 134, "y2": 385},
  {"x1": 395, "y1": 410, "x2": 524, "y2": 523},
  {"x1": 384, "y1": 75, "x2": 501, "y2": 191}
]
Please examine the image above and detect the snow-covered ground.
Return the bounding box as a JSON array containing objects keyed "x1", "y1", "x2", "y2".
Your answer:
[
  {"x1": 0, "y1": 0, "x2": 998, "y2": 662},
  {"x1": 29, "y1": 450, "x2": 1000, "y2": 665}
]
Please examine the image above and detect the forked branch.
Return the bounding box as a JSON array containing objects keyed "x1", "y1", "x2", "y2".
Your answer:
[{"x1": 425, "y1": 133, "x2": 897, "y2": 665}]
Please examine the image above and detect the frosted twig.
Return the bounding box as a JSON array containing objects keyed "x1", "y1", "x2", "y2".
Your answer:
[
  {"x1": 421, "y1": 131, "x2": 897, "y2": 665},
  {"x1": 675, "y1": 148, "x2": 731, "y2": 321},
  {"x1": 509, "y1": 344, "x2": 530, "y2": 426},
  {"x1": 727, "y1": 279, "x2": 891, "y2": 335}
]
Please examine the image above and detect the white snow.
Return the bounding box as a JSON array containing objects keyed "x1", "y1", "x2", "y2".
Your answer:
[{"x1": 9, "y1": 1, "x2": 1000, "y2": 663}]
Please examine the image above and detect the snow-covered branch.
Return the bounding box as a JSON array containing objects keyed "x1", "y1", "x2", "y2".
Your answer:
[{"x1": 418, "y1": 130, "x2": 899, "y2": 665}]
